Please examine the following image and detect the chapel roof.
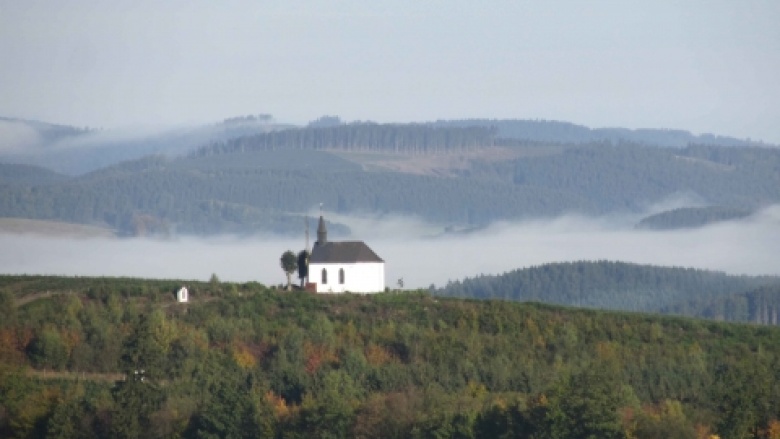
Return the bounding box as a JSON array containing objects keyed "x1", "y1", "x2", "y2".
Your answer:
[{"x1": 309, "y1": 241, "x2": 384, "y2": 264}]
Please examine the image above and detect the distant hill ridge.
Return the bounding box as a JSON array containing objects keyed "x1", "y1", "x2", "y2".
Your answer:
[
  {"x1": 436, "y1": 260, "x2": 780, "y2": 324},
  {"x1": 193, "y1": 122, "x2": 497, "y2": 157},
  {"x1": 193, "y1": 119, "x2": 774, "y2": 158},
  {"x1": 1, "y1": 141, "x2": 779, "y2": 236},
  {"x1": 3, "y1": 116, "x2": 775, "y2": 175},
  {"x1": 2, "y1": 115, "x2": 780, "y2": 236},
  {"x1": 432, "y1": 118, "x2": 774, "y2": 148},
  {"x1": 636, "y1": 206, "x2": 753, "y2": 230}
]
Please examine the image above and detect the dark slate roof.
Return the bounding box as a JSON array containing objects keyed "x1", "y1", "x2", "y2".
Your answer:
[{"x1": 309, "y1": 241, "x2": 384, "y2": 263}]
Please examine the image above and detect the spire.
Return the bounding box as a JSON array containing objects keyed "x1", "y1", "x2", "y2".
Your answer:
[{"x1": 316, "y1": 215, "x2": 327, "y2": 245}]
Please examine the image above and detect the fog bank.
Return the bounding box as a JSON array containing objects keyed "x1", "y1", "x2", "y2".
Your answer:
[{"x1": 1, "y1": 206, "x2": 779, "y2": 289}]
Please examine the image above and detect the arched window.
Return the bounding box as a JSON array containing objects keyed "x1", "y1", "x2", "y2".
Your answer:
[
  {"x1": 321, "y1": 268, "x2": 327, "y2": 284},
  {"x1": 339, "y1": 268, "x2": 345, "y2": 284}
]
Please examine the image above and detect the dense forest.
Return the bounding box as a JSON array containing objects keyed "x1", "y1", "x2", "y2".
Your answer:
[
  {"x1": 193, "y1": 123, "x2": 498, "y2": 156},
  {"x1": 2, "y1": 275, "x2": 780, "y2": 438},
  {"x1": 0, "y1": 164, "x2": 68, "y2": 187},
  {"x1": 437, "y1": 261, "x2": 780, "y2": 324},
  {"x1": 432, "y1": 118, "x2": 770, "y2": 148},
  {"x1": 636, "y1": 206, "x2": 753, "y2": 230},
  {"x1": 2, "y1": 116, "x2": 774, "y2": 174},
  {"x1": 1, "y1": 136, "x2": 779, "y2": 236}
]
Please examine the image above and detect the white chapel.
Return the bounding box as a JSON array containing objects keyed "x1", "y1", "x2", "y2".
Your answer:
[{"x1": 307, "y1": 216, "x2": 385, "y2": 293}]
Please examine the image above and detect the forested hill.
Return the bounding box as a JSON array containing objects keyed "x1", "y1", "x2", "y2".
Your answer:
[
  {"x1": 193, "y1": 122, "x2": 497, "y2": 156},
  {"x1": 2, "y1": 140, "x2": 779, "y2": 236},
  {"x1": 0, "y1": 163, "x2": 67, "y2": 186},
  {"x1": 436, "y1": 261, "x2": 780, "y2": 324},
  {"x1": 432, "y1": 118, "x2": 773, "y2": 147},
  {"x1": 192, "y1": 119, "x2": 772, "y2": 158},
  {"x1": 636, "y1": 206, "x2": 753, "y2": 230},
  {"x1": 2, "y1": 276, "x2": 780, "y2": 438}
]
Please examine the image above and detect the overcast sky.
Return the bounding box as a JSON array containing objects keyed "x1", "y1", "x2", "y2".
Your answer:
[{"x1": 1, "y1": 1, "x2": 779, "y2": 142}]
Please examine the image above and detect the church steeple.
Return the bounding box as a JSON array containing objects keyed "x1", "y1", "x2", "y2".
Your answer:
[{"x1": 316, "y1": 215, "x2": 327, "y2": 245}]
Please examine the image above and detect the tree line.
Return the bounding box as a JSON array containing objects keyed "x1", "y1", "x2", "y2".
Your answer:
[
  {"x1": 193, "y1": 122, "x2": 497, "y2": 156},
  {"x1": 432, "y1": 118, "x2": 771, "y2": 147}
]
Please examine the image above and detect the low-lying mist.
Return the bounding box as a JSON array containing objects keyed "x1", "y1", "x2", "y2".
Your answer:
[{"x1": 1, "y1": 205, "x2": 778, "y2": 289}]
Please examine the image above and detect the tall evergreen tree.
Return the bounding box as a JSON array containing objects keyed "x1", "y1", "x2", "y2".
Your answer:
[{"x1": 297, "y1": 250, "x2": 309, "y2": 288}]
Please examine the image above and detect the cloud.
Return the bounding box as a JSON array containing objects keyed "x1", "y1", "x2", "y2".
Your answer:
[
  {"x1": 0, "y1": 120, "x2": 42, "y2": 154},
  {"x1": 373, "y1": 206, "x2": 780, "y2": 288},
  {"x1": 1, "y1": 206, "x2": 778, "y2": 289},
  {"x1": 0, "y1": 121, "x2": 236, "y2": 174}
]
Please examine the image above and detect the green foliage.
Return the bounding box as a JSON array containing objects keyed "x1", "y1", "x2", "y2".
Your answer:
[
  {"x1": 280, "y1": 250, "x2": 297, "y2": 290},
  {"x1": 0, "y1": 289, "x2": 16, "y2": 327},
  {"x1": 27, "y1": 329, "x2": 69, "y2": 370},
  {"x1": 120, "y1": 310, "x2": 172, "y2": 377},
  {"x1": 545, "y1": 361, "x2": 628, "y2": 439},
  {"x1": 632, "y1": 400, "x2": 696, "y2": 439},
  {"x1": 296, "y1": 370, "x2": 360, "y2": 438},
  {"x1": 46, "y1": 398, "x2": 81, "y2": 439},
  {"x1": 111, "y1": 374, "x2": 165, "y2": 439},
  {"x1": 712, "y1": 358, "x2": 775, "y2": 438},
  {"x1": 3, "y1": 276, "x2": 780, "y2": 437},
  {"x1": 185, "y1": 354, "x2": 268, "y2": 439}
]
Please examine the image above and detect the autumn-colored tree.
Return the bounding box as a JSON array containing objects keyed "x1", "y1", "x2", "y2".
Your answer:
[
  {"x1": 232, "y1": 342, "x2": 258, "y2": 370},
  {"x1": 762, "y1": 419, "x2": 780, "y2": 439},
  {"x1": 632, "y1": 400, "x2": 696, "y2": 439}
]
